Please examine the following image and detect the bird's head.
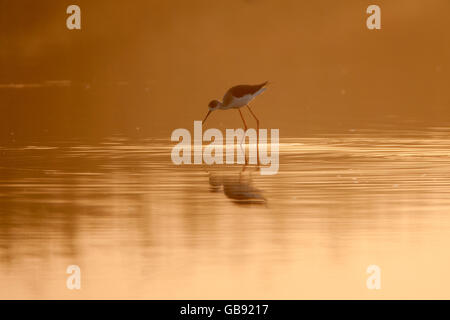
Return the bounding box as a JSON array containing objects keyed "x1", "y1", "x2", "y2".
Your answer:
[
  {"x1": 208, "y1": 100, "x2": 222, "y2": 111},
  {"x1": 203, "y1": 100, "x2": 222, "y2": 125}
]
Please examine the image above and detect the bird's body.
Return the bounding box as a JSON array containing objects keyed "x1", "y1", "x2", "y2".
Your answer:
[
  {"x1": 221, "y1": 82, "x2": 268, "y2": 109},
  {"x1": 202, "y1": 81, "x2": 268, "y2": 126}
]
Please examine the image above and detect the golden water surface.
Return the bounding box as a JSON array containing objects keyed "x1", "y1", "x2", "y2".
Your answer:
[{"x1": 1, "y1": 129, "x2": 449, "y2": 299}]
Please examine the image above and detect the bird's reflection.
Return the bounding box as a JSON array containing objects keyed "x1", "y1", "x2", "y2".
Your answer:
[{"x1": 207, "y1": 165, "x2": 266, "y2": 204}]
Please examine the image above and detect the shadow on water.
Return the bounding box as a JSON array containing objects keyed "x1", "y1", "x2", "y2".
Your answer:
[{"x1": 206, "y1": 164, "x2": 266, "y2": 205}]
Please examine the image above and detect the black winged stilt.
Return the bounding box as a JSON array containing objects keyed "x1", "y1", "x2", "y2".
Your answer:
[{"x1": 202, "y1": 81, "x2": 268, "y2": 130}]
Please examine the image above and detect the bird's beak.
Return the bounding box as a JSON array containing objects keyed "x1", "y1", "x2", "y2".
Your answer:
[{"x1": 202, "y1": 110, "x2": 212, "y2": 126}]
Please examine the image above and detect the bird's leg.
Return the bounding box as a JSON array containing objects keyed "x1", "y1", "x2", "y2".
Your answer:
[
  {"x1": 238, "y1": 108, "x2": 248, "y2": 131},
  {"x1": 246, "y1": 105, "x2": 260, "y2": 166},
  {"x1": 238, "y1": 109, "x2": 249, "y2": 163}
]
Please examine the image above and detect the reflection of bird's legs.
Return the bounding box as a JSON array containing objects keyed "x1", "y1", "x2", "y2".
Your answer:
[
  {"x1": 246, "y1": 105, "x2": 260, "y2": 166},
  {"x1": 239, "y1": 163, "x2": 249, "y2": 183},
  {"x1": 238, "y1": 109, "x2": 249, "y2": 164}
]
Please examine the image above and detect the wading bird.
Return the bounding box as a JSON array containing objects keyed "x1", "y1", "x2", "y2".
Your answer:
[{"x1": 202, "y1": 81, "x2": 268, "y2": 131}]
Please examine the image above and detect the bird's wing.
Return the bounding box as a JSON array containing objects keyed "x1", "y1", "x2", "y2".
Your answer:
[{"x1": 226, "y1": 82, "x2": 268, "y2": 99}]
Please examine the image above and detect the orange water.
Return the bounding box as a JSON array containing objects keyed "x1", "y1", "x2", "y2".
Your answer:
[{"x1": 1, "y1": 129, "x2": 449, "y2": 299}]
